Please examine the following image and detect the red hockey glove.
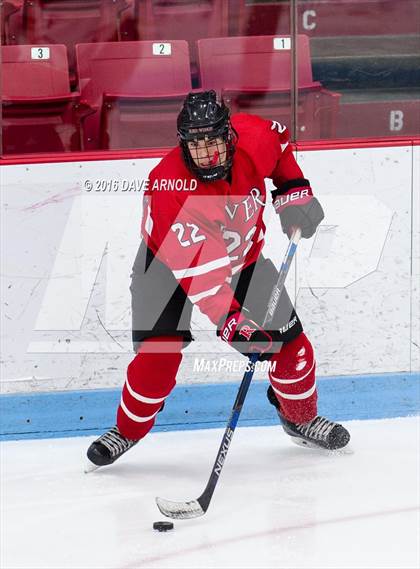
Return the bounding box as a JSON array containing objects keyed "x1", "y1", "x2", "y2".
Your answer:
[
  {"x1": 218, "y1": 309, "x2": 273, "y2": 355},
  {"x1": 272, "y1": 178, "x2": 324, "y2": 239}
]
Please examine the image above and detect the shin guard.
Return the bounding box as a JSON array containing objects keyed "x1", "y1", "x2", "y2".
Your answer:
[
  {"x1": 268, "y1": 332, "x2": 317, "y2": 423},
  {"x1": 117, "y1": 336, "x2": 183, "y2": 440}
]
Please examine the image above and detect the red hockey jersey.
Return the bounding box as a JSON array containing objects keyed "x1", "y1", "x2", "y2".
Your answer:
[{"x1": 141, "y1": 113, "x2": 304, "y2": 325}]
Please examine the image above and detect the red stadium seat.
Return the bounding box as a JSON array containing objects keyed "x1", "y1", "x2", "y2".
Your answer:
[
  {"x1": 134, "y1": 0, "x2": 229, "y2": 77},
  {"x1": 1, "y1": 44, "x2": 90, "y2": 154},
  {"x1": 20, "y1": 0, "x2": 131, "y2": 82},
  {"x1": 197, "y1": 35, "x2": 340, "y2": 139},
  {"x1": 75, "y1": 40, "x2": 192, "y2": 149}
]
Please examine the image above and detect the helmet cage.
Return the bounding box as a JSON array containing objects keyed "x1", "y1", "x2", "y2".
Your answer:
[{"x1": 177, "y1": 91, "x2": 237, "y2": 182}]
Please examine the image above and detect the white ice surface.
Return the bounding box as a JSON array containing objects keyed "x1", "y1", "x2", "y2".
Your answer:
[{"x1": 1, "y1": 417, "x2": 419, "y2": 569}]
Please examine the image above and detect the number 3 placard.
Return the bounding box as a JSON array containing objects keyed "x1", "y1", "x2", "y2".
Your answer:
[{"x1": 31, "y1": 47, "x2": 50, "y2": 60}]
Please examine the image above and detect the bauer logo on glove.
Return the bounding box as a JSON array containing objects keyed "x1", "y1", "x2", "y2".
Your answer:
[
  {"x1": 221, "y1": 315, "x2": 237, "y2": 342},
  {"x1": 273, "y1": 188, "x2": 312, "y2": 212},
  {"x1": 271, "y1": 178, "x2": 324, "y2": 239}
]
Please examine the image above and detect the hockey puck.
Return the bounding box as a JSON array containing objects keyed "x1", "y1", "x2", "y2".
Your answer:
[{"x1": 153, "y1": 521, "x2": 174, "y2": 532}]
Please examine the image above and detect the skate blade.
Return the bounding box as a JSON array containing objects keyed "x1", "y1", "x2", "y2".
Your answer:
[
  {"x1": 289, "y1": 436, "x2": 354, "y2": 455},
  {"x1": 84, "y1": 461, "x2": 101, "y2": 474},
  {"x1": 289, "y1": 436, "x2": 319, "y2": 450}
]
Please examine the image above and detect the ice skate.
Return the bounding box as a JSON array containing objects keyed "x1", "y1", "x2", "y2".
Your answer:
[
  {"x1": 267, "y1": 386, "x2": 350, "y2": 450},
  {"x1": 86, "y1": 426, "x2": 139, "y2": 469}
]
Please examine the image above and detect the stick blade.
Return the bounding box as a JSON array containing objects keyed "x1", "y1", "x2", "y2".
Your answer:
[{"x1": 155, "y1": 496, "x2": 205, "y2": 519}]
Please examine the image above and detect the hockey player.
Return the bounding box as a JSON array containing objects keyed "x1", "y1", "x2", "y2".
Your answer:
[{"x1": 87, "y1": 90, "x2": 350, "y2": 467}]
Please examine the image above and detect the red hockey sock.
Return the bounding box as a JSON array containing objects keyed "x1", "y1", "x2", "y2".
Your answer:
[
  {"x1": 269, "y1": 332, "x2": 317, "y2": 423},
  {"x1": 117, "y1": 336, "x2": 183, "y2": 440}
]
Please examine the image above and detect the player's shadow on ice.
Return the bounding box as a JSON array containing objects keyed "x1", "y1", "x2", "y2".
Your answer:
[{"x1": 86, "y1": 459, "x2": 207, "y2": 480}]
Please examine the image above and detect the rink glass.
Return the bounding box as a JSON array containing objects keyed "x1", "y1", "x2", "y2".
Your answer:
[{"x1": 0, "y1": 0, "x2": 419, "y2": 156}]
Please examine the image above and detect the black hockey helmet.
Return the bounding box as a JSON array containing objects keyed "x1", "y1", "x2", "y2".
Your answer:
[{"x1": 177, "y1": 90, "x2": 237, "y2": 182}]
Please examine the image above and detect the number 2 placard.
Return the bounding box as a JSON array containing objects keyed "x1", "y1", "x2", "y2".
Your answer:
[{"x1": 152, "y1": 43, "x2": 172, "y2": 56}]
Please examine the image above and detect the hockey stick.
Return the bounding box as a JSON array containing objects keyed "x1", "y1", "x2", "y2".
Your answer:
[{"x1": 156, "y1": 227, "x2": 302, "y2": 519}]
